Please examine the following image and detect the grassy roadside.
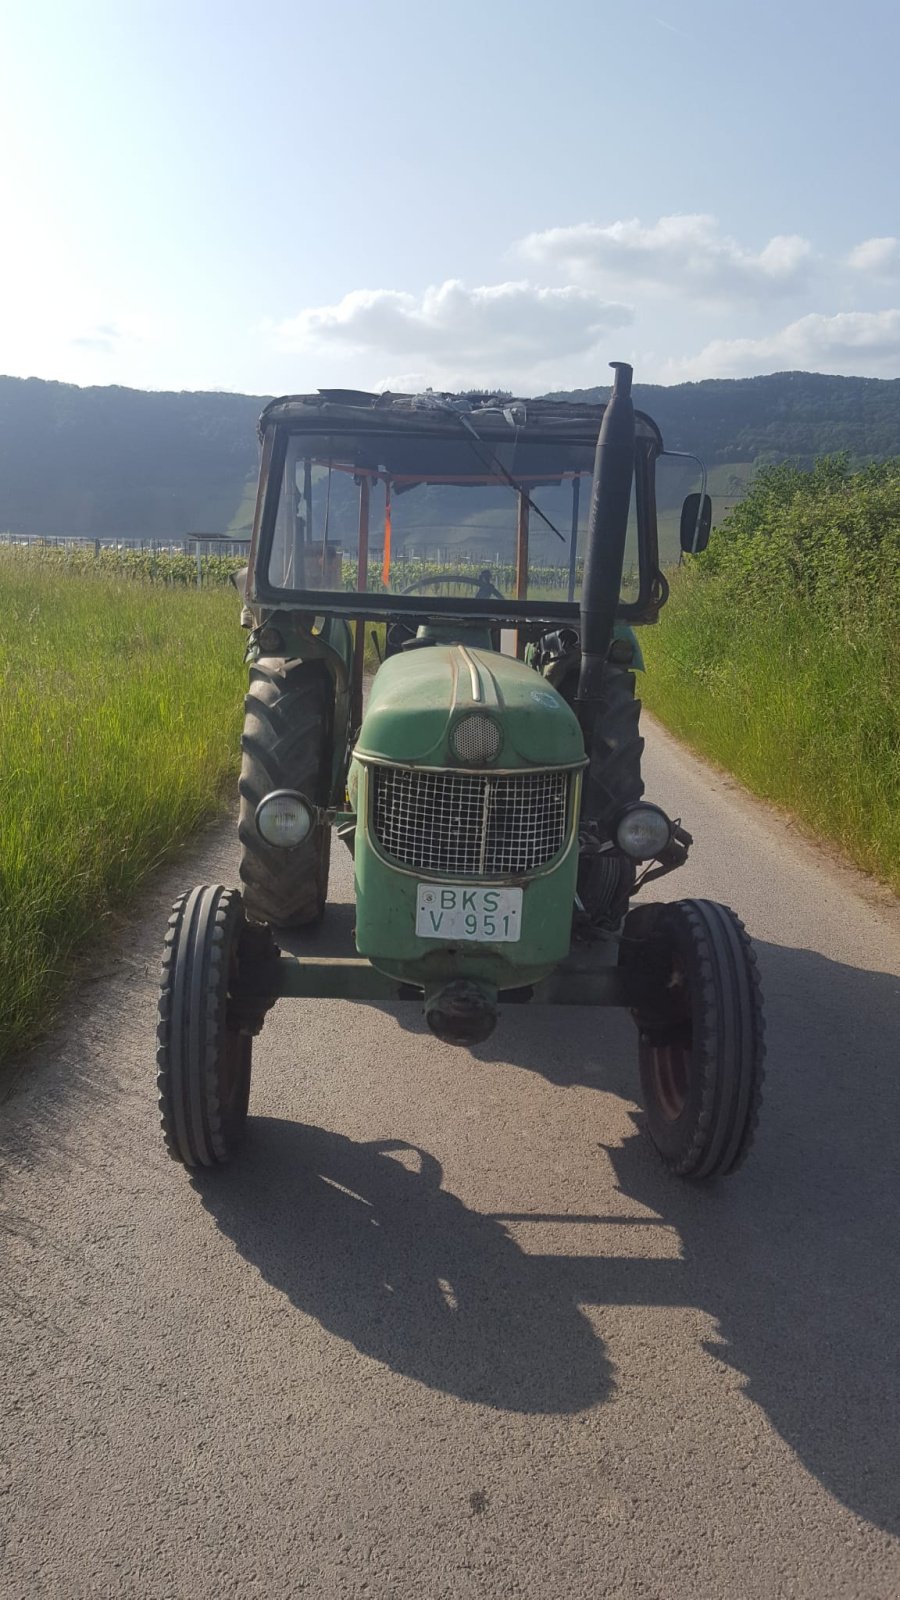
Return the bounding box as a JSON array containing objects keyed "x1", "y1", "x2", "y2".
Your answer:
[
  {"x1": 640, "y1": 459, "x2": 900, "y2": 894},
  {"x1": 0, "y1": 549, "x2": 245, "y2": 1062}
]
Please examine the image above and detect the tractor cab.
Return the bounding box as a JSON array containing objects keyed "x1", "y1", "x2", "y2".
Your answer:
[{"x1": 248, "y1": 387, "x2": 670, "y2": 678}]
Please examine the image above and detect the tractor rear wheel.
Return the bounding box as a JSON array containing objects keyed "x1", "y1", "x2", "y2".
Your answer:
[
  {"x1": 621, "y1": 898, "x2": 765, "y2": 1179},
  {"x1": 579, "y1": 665, "x2": 644, "y2": 926},
  {"x1": 238, "y1": 660, "x2": 332, "y2": 928},
  {"x1": 157, "y1": 886, "x2": 256, "y2": 1167}
]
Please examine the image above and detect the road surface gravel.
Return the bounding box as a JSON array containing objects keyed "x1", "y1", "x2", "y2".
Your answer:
[{"x1": 2, "y1": 718, "x2": 899, "y2": 1599}]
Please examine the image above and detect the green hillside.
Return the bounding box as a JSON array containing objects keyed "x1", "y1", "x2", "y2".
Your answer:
[
  {"x1": 552, "y1": 371, "x2": 900, "y2": 464},
  {"x1": 2, "y1": 369, "x2": 899, "y2": 541},
  {"x1": 0, "y1": 377, "x2": 264, "y2": 538}
]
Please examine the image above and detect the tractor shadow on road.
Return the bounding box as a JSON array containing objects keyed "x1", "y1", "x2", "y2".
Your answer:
[
  {"x1": 200, "y1": 937, "x2": 900, "y2": 1535},
  {"x1": 277, "y1": 901, "x2": 359, "y2": 960},
  {"x1": 480, "y1": 937, "x2": 900, "y2": 1537},
  {"x1": 194, "y1": 1124, "x2": 615, "y2": 1415}
]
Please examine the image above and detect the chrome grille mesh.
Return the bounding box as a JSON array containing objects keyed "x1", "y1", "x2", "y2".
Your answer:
[{"x1": 371, "y1": 766, "x2": 571, "y2": 876}]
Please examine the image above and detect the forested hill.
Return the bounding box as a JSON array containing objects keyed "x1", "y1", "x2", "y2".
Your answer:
[
  {"x1": 0, "y1": 378, "x2": 265, "y2": 538},
  {"x1": 2, "y1": 369, "x2": 900, "y2": 538},
  {"x1": 552, "y1": 371, "x2": 900, "y2": 464}
]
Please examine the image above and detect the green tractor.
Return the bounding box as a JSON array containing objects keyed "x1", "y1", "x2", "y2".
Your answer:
[{"x1": 157, "y1": 363, "x2": 763, "y2": 1180}]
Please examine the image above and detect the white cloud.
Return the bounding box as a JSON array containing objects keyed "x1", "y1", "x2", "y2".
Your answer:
[
  {"x1": 517, "y1": 214, "x2": 814, "y2": 304},
  {"x1": 664, "y1": 310, "x2": 900, "y2": 381},
  {"x1": 69, "y1": 314, "x2": 159, "y2": 355},
  {"x1": 847, "y1": 236, "x2": 900, "y2": 279},
  {"x1": 70, "y1": 324, "x2": 123, "y2": 354},
  {"x1": 374, "y1": 370, "x2": 430, "y2": 394},
  {"x1": 269, "y1": 278, "x2": 632, "y2": 382}
]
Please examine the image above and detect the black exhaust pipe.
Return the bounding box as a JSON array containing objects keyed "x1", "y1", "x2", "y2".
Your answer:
[{"x1": 577, "y1": 361, "x2": 635, "y2": 712}]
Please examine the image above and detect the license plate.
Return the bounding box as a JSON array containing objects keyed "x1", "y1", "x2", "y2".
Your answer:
[{"x1": 416, "y1": 885, "x2": 523, "y2": 942}]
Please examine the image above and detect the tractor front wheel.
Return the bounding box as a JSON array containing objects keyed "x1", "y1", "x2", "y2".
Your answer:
[
  {"x1": 157, "y1": 885, "x2": 272, "y2": 1167},
  {"x1": 621, "y1": 898, "x2": 765, "y2": 1179}
]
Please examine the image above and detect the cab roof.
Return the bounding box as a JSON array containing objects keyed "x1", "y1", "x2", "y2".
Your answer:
[{"x1": 258, "y1": 389, "x2": 664, "y2": 450}]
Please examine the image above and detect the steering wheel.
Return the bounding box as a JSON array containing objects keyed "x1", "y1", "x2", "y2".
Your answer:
[
  {"x1": 385, "y1": 571, "x2": 506, "y2": 658},
  {"x1": 400, "y1": 571, "x2": 505, "y2": 601}
]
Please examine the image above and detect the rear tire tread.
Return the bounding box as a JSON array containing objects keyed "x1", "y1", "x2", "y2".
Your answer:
[
  {"x1": 580, "y1": 665, "x2": 645, "y2": 925},
  {"x1": 239, "y1": 660, "x2": 333, "y2": 928}
]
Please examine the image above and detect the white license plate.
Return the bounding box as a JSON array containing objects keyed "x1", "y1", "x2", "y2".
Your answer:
[{"x1": 416, "y1": 884, "x2": 523, "y2": 942}]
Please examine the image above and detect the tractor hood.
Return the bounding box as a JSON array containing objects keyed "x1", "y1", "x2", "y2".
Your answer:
[{"x1": 354, "y1": 645, "x2": 586, "y2": 770}]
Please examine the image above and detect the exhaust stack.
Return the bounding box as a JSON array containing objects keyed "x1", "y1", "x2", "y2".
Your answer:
[{"x1": 577, "y1": 361, "x2": 636, "y2": 709}]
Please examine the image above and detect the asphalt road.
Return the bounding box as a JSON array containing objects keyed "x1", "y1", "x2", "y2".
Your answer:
[{"x1": 2, "y1": 719, "x2": 899, "y2": 1599}]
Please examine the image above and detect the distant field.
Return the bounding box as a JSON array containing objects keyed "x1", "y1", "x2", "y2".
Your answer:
[
  {"x1": 0, "y1": 548, "x2": 245, "y2": 1062},
  {"x1": 1, "y1": 541, "x2": 247, "y2": 586}
]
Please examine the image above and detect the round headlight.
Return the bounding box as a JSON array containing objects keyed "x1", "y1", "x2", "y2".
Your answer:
[
  {"x1": 451, "y1": 713, "x2": 502, "y2": 764},
  {"x1": 255, "y1": 790, "x2": 315, "y2": 848},
  {"x1": 615, "y1": 803, "x2": 672, "y2": 861}
]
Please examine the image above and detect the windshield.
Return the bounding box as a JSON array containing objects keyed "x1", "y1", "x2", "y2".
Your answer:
[{"x1": 262, "y1": 428, "x2": 650, "y2": 613}]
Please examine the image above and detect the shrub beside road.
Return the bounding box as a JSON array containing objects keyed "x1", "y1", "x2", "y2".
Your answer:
[{"x1": 642, "y1": 459, "x2": 900, "y2": 893}]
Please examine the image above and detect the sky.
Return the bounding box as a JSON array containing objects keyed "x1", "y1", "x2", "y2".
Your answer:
[{"x1": 1, "y1": 0, "x2": 899, "y2": 397}]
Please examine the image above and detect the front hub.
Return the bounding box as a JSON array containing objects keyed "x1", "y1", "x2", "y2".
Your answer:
[{"x1": 424, "y1": 979, "x2": 499, "y2": 1045}]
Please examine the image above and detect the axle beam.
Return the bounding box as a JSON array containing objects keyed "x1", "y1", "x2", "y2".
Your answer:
[{"x1": 244, "y1": 953, "x2": 655, "y2": 1010}]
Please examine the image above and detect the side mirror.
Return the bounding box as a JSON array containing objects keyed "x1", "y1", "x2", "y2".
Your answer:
[{"x1": 680, "y1": 493, "x2": 712, "y2": 555}]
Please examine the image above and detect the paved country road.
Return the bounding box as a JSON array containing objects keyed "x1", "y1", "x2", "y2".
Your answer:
[{"x1": 2, "y1": 720, "x2": 899, "y2": 1600}]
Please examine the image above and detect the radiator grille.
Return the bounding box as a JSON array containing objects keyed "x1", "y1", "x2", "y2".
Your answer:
[{"x1": 371, "y1": 765, "x2": 571, "y2": 876}]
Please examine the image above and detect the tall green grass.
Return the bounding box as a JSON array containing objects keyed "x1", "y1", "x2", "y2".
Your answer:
[
  {"x1": 0, "y1": 549, "x2": 245, "y2": 1061},
  {"x1": 641, "y1": 458, "x2": 900, "y2": 891}
]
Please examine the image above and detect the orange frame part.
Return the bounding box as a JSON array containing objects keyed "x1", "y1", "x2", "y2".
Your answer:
[{"x1": 381, "y1": 479, "x2": 392, "y2": 587}]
